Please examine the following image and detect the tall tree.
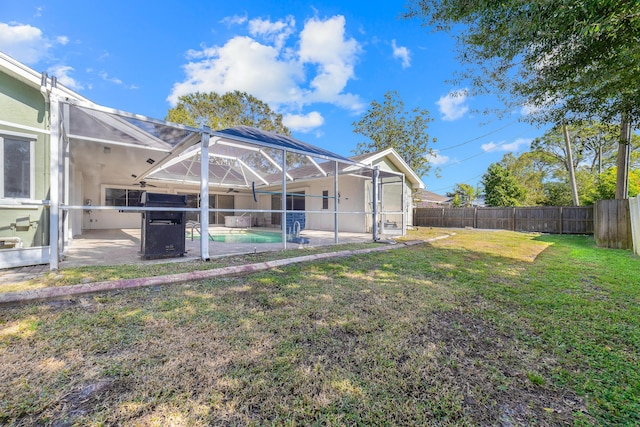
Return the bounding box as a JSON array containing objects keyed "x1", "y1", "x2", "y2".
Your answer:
[
  {"x1": 447, "y1": 183, "x2": 476, "y2": 207},
  {"x1": 352, "y1": 91, "x2": 437, "y2": 177},
  {"x1": 167, "y1": 91, "x2": 291, "y2": 135},
  {"x1": 406, "y1": 0, "x2": 640, "y2": 198},
  {"x1": 532, "y1": 122, "x2": 620, "y2": 177},
  {"x1": 594, "y1": 167, "x2": 640, "y2": 200},
  {"x1": 499, "y1": 152, "x2": 549, "y2": 206},
  {"x1": 481, "y1": 163, "x2": 525, "y2": 207},
  {"x1": 166, "y1": 91, "x2": 303, "y2": 174}
]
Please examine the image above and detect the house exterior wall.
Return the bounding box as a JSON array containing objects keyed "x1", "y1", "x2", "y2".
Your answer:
[
  {"x1": 0, "y1": 70, "x2": 50, "y2": 254},
  {"x1": 289, "y1": 175, "x2": 369, "y2": 233},
  {"x1": 370, "y1": 157, "x2": 416, "y2": 229}
]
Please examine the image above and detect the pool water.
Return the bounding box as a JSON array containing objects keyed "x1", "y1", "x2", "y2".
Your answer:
[{"x1": 189, "y1": 230, "x2": 283, "y2": 244}]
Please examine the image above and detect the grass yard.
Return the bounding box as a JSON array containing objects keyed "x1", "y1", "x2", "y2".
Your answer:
[{"x1": 1, "y1": 229, "x2": 638, "y2": 426}]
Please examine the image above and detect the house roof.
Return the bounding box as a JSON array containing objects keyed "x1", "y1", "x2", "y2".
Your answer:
[
  {"x1": 415, "y1": 189, "x2": 449, "y2": 203},
  {"x1": 349, "y1": 148, "x2": 425, "y2": 189},
  {"x1": 212, "y1": 126, "x2": 354, "y2": 163}
]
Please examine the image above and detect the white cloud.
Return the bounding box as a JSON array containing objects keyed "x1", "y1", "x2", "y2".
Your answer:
[
  {"x1": 169, "y1": 36, "x2": 304, "y2": 106},
  {"x1": 283, "y1": 111, "x2": 324, "y2": 132},
  {"x1": 220, "y1": 14, "x2": 247, "y2": 26},
  {"x1": 436, "y1": 89, "x2": 469, "y2": 121},
  {"x1": 98, "y1": 71, "x2": 138, "y2": 89},
  {"x1": 99, "y1": 71, "x2": 122, "y2": 85},
  {"x1": 169, "y1": 14, "x2": 364, "y2": 116},
  {"x1": 248, "y1": 16, "x2": 295, "y2": 50},
  {"x1": 425, "y1": 151, "x2": 450, "y2": 166},
  {"x1": 56, "y1": 35, "x2": 69, "y2": 45},
  {"x1": 298, "y1": 15, "x2": 362, "y2": 110},
  {"x1": 391, "y1": 39, "x2": 411, "y2": 68},
  {"x1": 481, "y1": 137, "x2": 532, "y2": 152},
  {"x1": 481, "y1": 141, "x2": 499, "y2": 152},
  {"x1": 0, "y1": 22, "x2": 50, "y2": 64},
  {"x1": 47, "y1": 64, "x2": 83, "y2": 90}
]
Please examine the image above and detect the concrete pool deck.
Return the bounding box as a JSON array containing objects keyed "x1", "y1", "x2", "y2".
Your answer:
[{"x1": 60, "y1": 227, "x2": 375, "y2": 268}]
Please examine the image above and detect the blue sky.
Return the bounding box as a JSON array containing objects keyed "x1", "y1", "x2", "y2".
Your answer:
[{"x1": 1, "y1": 0, "x2": 544, "y2": 194}]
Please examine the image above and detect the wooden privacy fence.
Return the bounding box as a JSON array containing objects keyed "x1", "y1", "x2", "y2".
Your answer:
[
  {"x1": 413, "y1": 206, "x2": 594, "y2": 234},
  {"x1": 594, "y1": 199, "x2": 632, "y2": 249}
]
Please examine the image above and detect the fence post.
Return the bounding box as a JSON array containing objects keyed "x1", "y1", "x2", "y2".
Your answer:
[
  {"x1": 474, "y1": 207, "x2": 478, "y2": 229},
  {"x1": 512, "y1": 207, "x2": 516, "y2": 231},
  {"x1": 559, "y1": 207, "x2": 563, "y2": 234}
]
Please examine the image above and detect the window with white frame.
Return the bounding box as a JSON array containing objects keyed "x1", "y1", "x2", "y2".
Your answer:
[{"x1": 0, "y1": 132, "x2": 36, "y2": 200}]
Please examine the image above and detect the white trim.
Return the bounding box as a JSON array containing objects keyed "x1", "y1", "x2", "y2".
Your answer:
[
  {"x1": 349, "y1": 148, "x2": 425, "y2": 189},
  {"x1": 0, "y1": 124, "x2": 43, "y2": 137}
]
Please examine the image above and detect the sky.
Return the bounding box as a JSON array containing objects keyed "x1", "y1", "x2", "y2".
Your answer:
[{"x1": 1, "y1": 0, "x2": 546, "y2": 195}]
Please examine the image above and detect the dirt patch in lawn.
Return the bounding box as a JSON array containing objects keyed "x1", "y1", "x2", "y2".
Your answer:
[{"x1": 407, "y1": 310, "x2": 589, "y2": 426}]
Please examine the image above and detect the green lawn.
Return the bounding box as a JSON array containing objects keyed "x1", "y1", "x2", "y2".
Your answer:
[{"x1": 1, "y1": 229, "x2": 638, "y2": 426}]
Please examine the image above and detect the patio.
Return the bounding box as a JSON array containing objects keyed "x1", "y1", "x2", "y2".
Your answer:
[{"x1": 59, "y1": 228, "x2": 374, "y2": 268}]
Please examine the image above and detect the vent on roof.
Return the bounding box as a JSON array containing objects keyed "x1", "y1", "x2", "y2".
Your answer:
[{"x1": 146, "y1": 158, "x2": 155, "y2": 164}]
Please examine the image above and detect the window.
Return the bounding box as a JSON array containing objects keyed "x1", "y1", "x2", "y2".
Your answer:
[
  {"x1": 322, "y1": 190, "x2": 329, "y2": 209},
  {"x1": 0, "y1": 133, "x2": 35, "y2": 200},
  {"x1": 105, "y1": 188, "x2": 143, "y2": 207}
]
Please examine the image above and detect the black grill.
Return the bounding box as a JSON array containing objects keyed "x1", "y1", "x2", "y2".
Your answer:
[{"x1": 140, "y1": 192, "x2": 187, "y2": 259}]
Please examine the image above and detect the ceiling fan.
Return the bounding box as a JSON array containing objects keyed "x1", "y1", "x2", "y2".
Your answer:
[{"x1": 136, "y1": 180, "x2": 157, "y2": 188}]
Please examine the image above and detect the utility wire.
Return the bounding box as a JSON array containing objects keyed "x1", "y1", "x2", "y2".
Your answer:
[
  {"x1": 426, "y1": 129, "x2": 534, "y2": 192},
  {"x1": 427, "y1": 171, "x2": 486, "y2": 193},
  {"x1": 441, "y1": 129, "x2": 532, "y2": 169},
  {"x1": 435, "y1": 120, "x2": 519, "y2": 152}
]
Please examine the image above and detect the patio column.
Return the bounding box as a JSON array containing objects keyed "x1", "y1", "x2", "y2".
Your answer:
[
  {"x1": 62, "y1": 103, "x2": 71, "y2": 253},
  {"x1": 49, "y1": 93, "x2": 61, "y2": 270},
  {"x1": 281, "y1": 149, "x2": 287, "y2": 249},
  {"x1": 334, "y1": 161, "x2": 339, "y2": 243},
  {"x1": 200, "y1": 129, "x2": 210, "y2": 261},
  {"x1": 401, "y1": 173, "x2": 406, "y2": 236},
  {"x1": 372, "y1": 166, "x2": 379, "y2": 241}
]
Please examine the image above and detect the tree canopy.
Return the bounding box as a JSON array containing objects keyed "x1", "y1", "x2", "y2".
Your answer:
[
  {"x1": 352, "y1": 91, "x2": 437, "y2": 177},
  {"x1": 531, "y1": 122, "x2": 620, "y2": 175},
  {"x1": 447, "y1": 183, "x2": 476, "y2": 207},
  {"x1": 166, "y1": 91, "x2": 291, "y2": 135},
  {"x1": 405, "y1": 0, "x2": 640, "y2": 124},
  {"x1": 481, "y1": 162, "x2": 526, "y2": 207},
  {"x1": 406, "y1": 0, "x2": 640, "y2": 198},
  {"x1": 481, "y1": 122, "x2": 640, "y2": 206}
]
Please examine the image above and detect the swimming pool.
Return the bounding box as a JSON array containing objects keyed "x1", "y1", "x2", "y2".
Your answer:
[{"x1": 188, "y1": 230, "x2": 283, "y2": 244}]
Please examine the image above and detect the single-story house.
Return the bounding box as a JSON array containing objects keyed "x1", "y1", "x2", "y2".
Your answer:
[{"x1": 0, "y1": 52, "x2": 425, "y2": 270}]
